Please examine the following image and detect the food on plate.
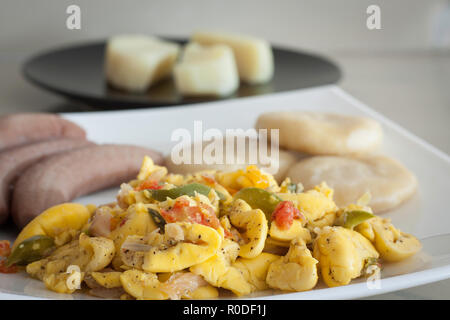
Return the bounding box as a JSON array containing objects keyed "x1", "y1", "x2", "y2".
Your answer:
[
  {"x1": 227, "y1": 200, "x2": 268, "y2": 258},
  {"x1": 255, "y1": 111, "x2": 383, "y2": 155},
  {"x1": 165, "y1": 139, "x2": 297, "y2": 182},
  {"x1": 1, "y1": 156, "x2": 421, "y2": 299},
  {"x1": 0, "y1": 138, "x2": 94, "y2": 224},
  {"x1": 0, "y1": 113, "x2": 86, "y2": 150},
  {"x1": 266, "y1": 238, "x2": 318, "y2": 291},
  {"x1": 11, "y1": 145, "x2": 163, "y2": 228},
  {"x1": 192, "y1": 31, "x2": 274, "y2": 84},
  {"x1": 233, "y1": 252, "x2": 279, "y2": 292},
  {"x1": 190, "y1": 238, "x2": 252, "y2": 296},
  {"x1": 7, "y1": 235, "x2": 55, "y2": 267},
  {"x1": 312, "y1": 226, "x2": 379, "y2": 287},
  {"x1": 287, "y1": 155, "x2": 417, "y2": 213},
  {"x1": 11, "y1": 203, "x2": 91, "y2": 251},
  {"x1": 355, "y1": 216, "x2": 422, "y2": 262},
  {"x1": 122, "y1": 222, "x2": 222, "y2": 273},
  {"x1": 25, "y1": 233, "x2": 116, "y2": 294},
  {"x1": 105, "y1": 35, "x2": 180, "y2": 92},
  {"x1": 174, "y1": 43, "x2": 239, "y2": 97},
  {"x1": 232, "y1": 188, "x2": 281, "y2": 220}
]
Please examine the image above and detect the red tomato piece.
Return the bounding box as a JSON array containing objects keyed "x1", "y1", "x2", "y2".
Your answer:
[
  {"x1": 223, "y1": 228, "x2": 233, "y2": 239},
  {"x1": 135, "y1": 180, "x2": 164, "y2": 191},
  {"x1": 201, "y1": 174, "x2": 216, "y2": 186},
  {"x1": 0, "y1": 240, "x2": 11, "y2": 257},
  {"x1": 271, "y1": 201, "x2": 303, "y2": 230},
  {"x1": 0, "y1": 260, "x2": 18, "y2": 274},
  {"x1": 161, "y1": 198, "x2": 220, "y2": 230}
]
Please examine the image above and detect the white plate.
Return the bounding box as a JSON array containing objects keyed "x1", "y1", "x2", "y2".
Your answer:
[{"x1": 1, "y1": 85, "x2": 450, "y2": 300}]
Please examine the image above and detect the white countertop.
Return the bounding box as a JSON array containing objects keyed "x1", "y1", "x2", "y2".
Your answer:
[
  {"x1": 0, "y1": 49, "x2": 449, "y2": 299},
  {"x1": 335, "y1": 50, "x2": 450, "y2": 299}
]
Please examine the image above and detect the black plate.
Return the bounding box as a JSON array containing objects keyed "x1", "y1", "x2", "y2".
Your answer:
[{"x1": 23, "y1": 38, "x2": 341, "y2": 109}]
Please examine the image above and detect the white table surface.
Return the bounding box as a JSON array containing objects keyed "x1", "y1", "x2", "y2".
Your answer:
[
  {"x1": 0, "y1": 49, "x2": 448, "y2": 299},
  {"x1": 335, "y1": 50, "x2": 450, "y2": 299}
]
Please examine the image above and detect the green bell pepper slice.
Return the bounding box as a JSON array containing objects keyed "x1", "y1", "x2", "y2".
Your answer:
[
  {"x1": 233, "y1": 187, "x2": 282, "y2": 220},
  {"x1": 148, "y1": 208, "x2": 166, "y2": 230},
  {"x1": 339, "y1": 210, "x2": 375, "y2": 229},
  {"x1": 7, "y1": 235, "x2": 55, "y2": 266}
]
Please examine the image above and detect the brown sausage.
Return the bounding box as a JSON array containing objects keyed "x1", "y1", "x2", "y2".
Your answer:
[
  {"x1": 11, "y1": 144, "x2": 164, "y2": 228},
  {"x1": 0, "y1": 138, "x2": 95, "y2": 224},
  {"x1": 0, "y1": 113, "x2": 86, "y2": 150}
]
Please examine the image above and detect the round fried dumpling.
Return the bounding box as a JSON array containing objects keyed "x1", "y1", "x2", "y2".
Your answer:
[
  {"x1": 287, "y1": 155, "x2": 417, "y2": 213},
  {"x1": 255, "y1": 111, "x2": 383, "y2": 155},
  {"x1": 165, "y1": 138, "x2": 298, "y2": 182}
]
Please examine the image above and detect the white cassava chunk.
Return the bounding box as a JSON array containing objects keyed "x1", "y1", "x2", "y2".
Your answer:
[
  {"x1": 287, "y1": 155, "x2": 417, "y2": 213},
  {"x1": 174, "y1": 43, "x2": 239, "y2": 97},
  {"x1": 255, "y1": 111, "x2": 383, "y2": 156},
  {"x1": 192, "y1": 31, "x2": 274, "y2": 84},
  {"x1": 105, "y1": 34, "x2": 180, "y2": 92}
]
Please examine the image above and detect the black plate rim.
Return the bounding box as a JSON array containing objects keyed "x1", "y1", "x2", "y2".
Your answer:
[{"x1": 22, "y1": 37, "x2": 341, "y2": 109}]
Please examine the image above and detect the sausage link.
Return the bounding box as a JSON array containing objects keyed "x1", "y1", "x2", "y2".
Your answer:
[{"x1": 11, "y1": 144, "x2": 163, "y2": 228}]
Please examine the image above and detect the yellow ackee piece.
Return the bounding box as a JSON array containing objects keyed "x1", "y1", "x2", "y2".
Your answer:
[
  {"x1": 233, "y1": 252, "x2": 279, "y2": 291},
  {"x1": 143, "y1": 223, "x2": 222, "y2": 273},
  {"x1": 190, "y1": 238, "x2": 252, "y2": 296},
  {"x1": 26, "y1": 233, "x2": 115, "y2": 294},
  {"x1": 358, "y1": 217, "x2": 422, "y2": 262},
  {"x1": 121, "y1": 269, "x2": 218, "y2": 300},
  {"x1": 13, "y1": 203, "x2": 91, "y2": 250},
  {"x1": 91, "y1": 271, "x2": 122, "y2": 288},
  {"x1": 183, "y1": 285, "x2": 219, "y2": 299},
  {"x1": 216, "y1": 165, "x2": 275, "y2": 192},
  {"x1": 229, "y1": 207, "x2": 268, "y2": 258},
  {"x1": 269, "y1": 220, "x2": 311, "y2": 243},
  {"x1": 278, "y1": 183, "x2": 337, "y2": 223},
  {"x1": 313, "y1": 226, "x2": 378, "y2": 287},
  {"x1": 266, "y1": 239, "x2": 318, "y2": 292},
  {"x1": 137, "y1": 156, "x2": 168, "y2": 181},
  {"x1": 109, "y1": 202, "x2": 157, "y2": 266},
  {"x1": 79, "y1": 233, "x2": 116, "y2": 272},
  {"x1": 355, "y1": 220, "x2": 375, "y2": 242},
  {"x1": 120, "y1": 269, "x2": 168, "y2": 300}
]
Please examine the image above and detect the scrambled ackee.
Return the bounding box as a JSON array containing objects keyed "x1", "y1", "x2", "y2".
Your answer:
[{"x1": 0, "y1": 156, "x2": 422, "y2": 299}]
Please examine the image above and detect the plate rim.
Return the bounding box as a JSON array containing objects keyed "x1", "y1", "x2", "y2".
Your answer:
[{"x1": 1, "y1": 86, "x2": 449, "y2": 300}]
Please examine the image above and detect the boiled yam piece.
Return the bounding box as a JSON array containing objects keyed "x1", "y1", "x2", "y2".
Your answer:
[
  {"x1": 174, "y1": 43, "x2": 239, "y2": 97},
  {"x1": 105, "y1": 35, "x2": 180, "y2": 92},
  {"x1": 192, "y1": 31, "x2": 274, "y2": 84}
]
